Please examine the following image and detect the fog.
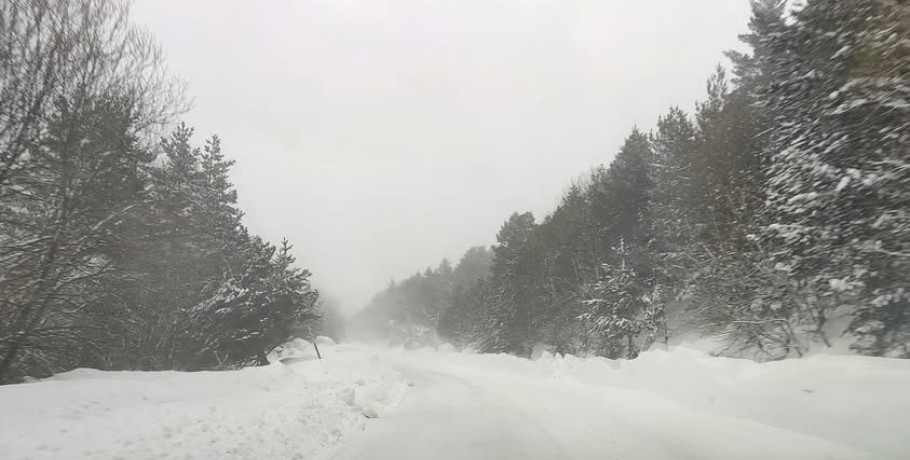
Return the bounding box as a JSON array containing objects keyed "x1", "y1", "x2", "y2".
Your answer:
[{"x1": 132, "y1": 0, "x2": 751, "y2": 314}]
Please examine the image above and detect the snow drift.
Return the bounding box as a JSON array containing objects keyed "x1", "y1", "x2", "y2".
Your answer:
[
  {"x1": 2, "y1": 341, "x2": 908, "y2": 459},
  {"x1": 378, "y1": 344, "x2": 910, "y2": 460},
  {"x1": 0, "y1": 342, "x2": 406, "y2": 460}
]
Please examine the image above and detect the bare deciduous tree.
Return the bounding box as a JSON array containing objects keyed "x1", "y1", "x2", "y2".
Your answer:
[{"x1": 0, "y1": 0, "x2": 183, "y2": 382}]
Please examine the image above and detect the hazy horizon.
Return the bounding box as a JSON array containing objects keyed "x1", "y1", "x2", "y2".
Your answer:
[{"x1": 132, "y1": 0, "x2": 751, "y2": 314}]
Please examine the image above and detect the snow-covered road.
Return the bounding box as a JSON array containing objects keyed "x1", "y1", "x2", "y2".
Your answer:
[
  {"x1": 326, "y1": 350, "x2": 884, "y2": 460},
  {"x1": 3, "y1": 341, "x2": 910, "y2": 460}
]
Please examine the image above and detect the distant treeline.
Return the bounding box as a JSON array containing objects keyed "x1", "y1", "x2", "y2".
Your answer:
[
  {"x1": 0, "y1": 0, "x2": 319, "y2": 383},
  {"x1": 354, "y1": 0, "x2": 910, "y2": 360},
  {"x1": 351, "y1": 247, "x2": 494, "y2": 346}
]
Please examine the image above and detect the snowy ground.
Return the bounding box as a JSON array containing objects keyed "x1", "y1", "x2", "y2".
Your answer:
[
  {"x1": 0, "y1": 340, "x2": 406, "y2": 460},
  {"x1": 3, "y1": 341, "x2": 909, "y2": 460}
]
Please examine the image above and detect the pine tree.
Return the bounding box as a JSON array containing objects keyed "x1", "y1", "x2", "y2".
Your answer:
[
  {"x1": 647, "y1": 108, "x2": 697, "y2": 331},
  {"x1": 190, "y1": 238, "x2": 318, "y2": 367},
  {"x1": 451, "y1": 246, "x2": 493, "y2": 287},
  {"x1": 579, "y1": 239, "x2": 653, "y2": 359},
  {"x1": 726, "y1": 0, "x2": 788, "y2": 92},
  {"x1": 846, "y1": 0, "x2": 910, "y2": 356},
  {"x1": 760, "y1": 0, "x2": 910, "y2": 356},
  {"x1": 491, "y1": 212, "x2": 541, "y2": 355},
  {"x1": 125, "y1": 126, "x2": 320, "y2": 369}
]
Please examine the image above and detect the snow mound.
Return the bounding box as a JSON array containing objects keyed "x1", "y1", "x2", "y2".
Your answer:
[
  {"x1": 268, "y1": 337, "x2": 320, "y2": 363},
  {"x1": 5, "y1": 343, "x2": 907, "y2": 460},
  {"x1": 397, "y1": 344, "x2": 910, "y2": 460},
  {"x1": 0, "y1": 345, "x2": 407, "y2": 460}
]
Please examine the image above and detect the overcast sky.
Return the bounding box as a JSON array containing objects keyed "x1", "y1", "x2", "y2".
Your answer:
[{"x1": 132, "y1": 0, "x2": 751, "y2": 314}]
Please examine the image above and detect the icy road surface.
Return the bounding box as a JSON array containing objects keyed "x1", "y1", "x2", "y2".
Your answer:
[
  {"x1": 3, "y1": 341, "x2": 910, "y2": 460},
  {"x1": 325, "y1": 349, "x2": 896, "y2": 460}
]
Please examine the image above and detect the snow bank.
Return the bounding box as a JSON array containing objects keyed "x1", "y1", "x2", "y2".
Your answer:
[
  {"x1": 567, "y1": 349, "x2": 910, "y2": 459},
  {"x1": 269, "y1": 337, "x2": 321, "y2": 362},
  {"x1": 0, "y1": 343, "x2": 407, "y2": 460},
  {"x1": 4, "y1": 341, "x2": 906, "y2": 459},
  {"x1": 394, "y1": 345, "x2": 910, "y2": 460}
]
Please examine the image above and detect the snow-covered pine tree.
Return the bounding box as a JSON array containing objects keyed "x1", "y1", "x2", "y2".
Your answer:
[
  {"x1": 579, "y1": 239, "x2": 654, "y2": 359},
  {"x1": 534, "y1": 181, "x2": 596, "y2": 352},
  {"x1": 845, "y1": 1, "x2": 910, "y2": 356},
  {"x1": 191, "y1": 237, "x2": 319, "y2": 368},
  {"x1": 725, "y1": 0, "x2": 787, "y2": 93},
  {"x1": 760, "y1": 0, "x2": 910, "y2": 356},
  {"x1": 198, "y1": 135, "x2": 244, "y2": 244},
  {"x1": 490, "y1": 212, "x2": 541, "y2": 354},
  {"x1": 436, "y1": 247, "x2": 495, "y2": 346},
  {"x1": 136, "y1": 126, "x2": 321, "y2": 369},
  {"x1": 647, "y1": 108, "x2": 697, "y2": 330},
  {"x1": 141, "y1": 124, "x2": 219, "y2": 368}
]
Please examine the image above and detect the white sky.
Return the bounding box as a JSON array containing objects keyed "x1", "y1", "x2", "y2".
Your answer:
[{"x1": 132, "y1": 0, "x2": 751, "y2": 314}]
